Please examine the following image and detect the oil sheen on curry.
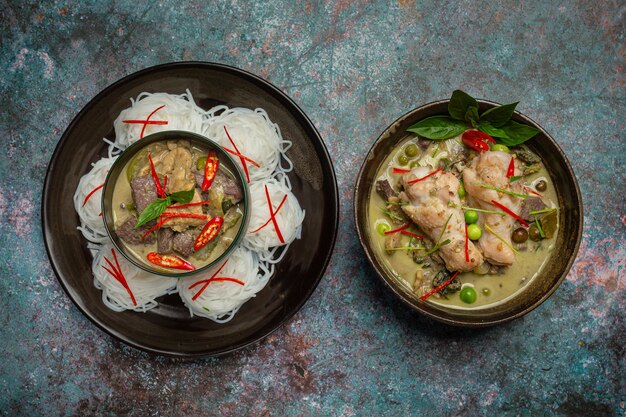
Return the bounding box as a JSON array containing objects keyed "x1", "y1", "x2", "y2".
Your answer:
[
  {"x1": 112, "y1": 140, "x2": 244, "y2": 272},
  {"x1": 368, "y1": 134, "x2": 559, "y2": 309}
]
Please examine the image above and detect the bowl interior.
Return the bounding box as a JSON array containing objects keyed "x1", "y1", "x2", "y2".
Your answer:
[
  {"x1": 101, "y1": 130, "x2": 250, "y2": 277},
  {"x1": 355, "y1": 100, "x2": 583, "y2": 327}
]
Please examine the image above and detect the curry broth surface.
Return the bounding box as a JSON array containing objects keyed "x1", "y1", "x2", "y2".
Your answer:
[
  {"x1": 367, "y1": 135, "x2": 558, "y2": 309},
  {"x1": 112, "y1": 141, "x2": 242, "y2": 269}
]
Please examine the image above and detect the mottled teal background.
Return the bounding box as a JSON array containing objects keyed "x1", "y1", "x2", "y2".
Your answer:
[{"x1": 1, "y1": 0, "x2": 624, "y2": 416}]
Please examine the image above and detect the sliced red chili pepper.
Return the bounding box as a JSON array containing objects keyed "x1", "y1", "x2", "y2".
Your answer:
[
  {"x1": 102, "y1": 249, "x2": 137, "y2": 305},
  {"x1": 490, "y1": 200, "x2": 529, "y2": 227},
  {"x1": 506, "y1": 157, "x2": 515, "y2": 178},
  {"x1": 201, "y1": 151, "x2": 219, "y2": 191},
  {"x1": 161, "y1": 212, "x2": 207, "y2": 220},
  {"x1": 420, "y1": 271, "x2": 460, "y2": 301},
  {"x1": 141, "y1": 216, "x2": 174, "y2": 240},
  {"x1": 392, "y1": 167, "x2": 411, "y2": 174},
  {"x1": 121, "y1": 105, "x2": 167, "y2": 139},
  {"x1": 264, "y1": 185, "x2": 285, "y2": 244},
  {"x1": 464, "y1": 130, "x2": 496, "y2": 144},
  {"x1": 524, "y1": 186, "x2": 544, "y2": 198},
  {"x1": 249, "y1": 194, "x2": 288, "y2": 234},
  {"x1": 462, "y1": 130, "x2": 494, "y2": 151},
  {"x1": 384, "y1": 223, "x2": 410, "y2": 235},
  {"x1": 407, "y1": 168, "x2": 443, "y2": 185},
  {"x1": 223, "y1": 147, "x2": 261, "y2": 168},
  {"x1": 147, "y1": 152, "x2": 166, "y2": 198},
  {"x1": 464, "y1": 223, "x2": 470, "y2": 263},
  {"x1": 121, "y1": 120, "x2": 168, "y2": 125},
  {"x1": 223, "y1": 126, "x2": 251, "y2": 183},
  {"x1": 462, "y1": 136, "x2": 489, "y2": 152},
  {"x1": 82, "y1": 183, "x2": 104, "y2": 207},
  {"x1": 400, "y1": 230, "x2": 425, "y2": 239},
  {"x1": 194, "y1": 217, "x2": 224, "y2": 251},
  {"x1": 168, "y1": 201, "x2": 211, "y2": 209},
  {"x1": 146, "y1": 252, "x2": 195, "y2": 271},
  {"x1": 190, "y1": 259, "x2": 241, "y2": 300}
]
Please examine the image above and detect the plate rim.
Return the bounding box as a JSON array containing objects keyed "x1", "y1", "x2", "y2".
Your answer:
[{"x1": 41, "y1": 61, "x2": 340, "y2": 357}]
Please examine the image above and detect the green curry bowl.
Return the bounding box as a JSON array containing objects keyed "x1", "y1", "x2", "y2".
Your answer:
[
  {"x1": 354, "y1": 99, "x2": 583, "y2": 327},
  {"x1": 102, "y1": 130, "x2": 250, "y2": 277}
]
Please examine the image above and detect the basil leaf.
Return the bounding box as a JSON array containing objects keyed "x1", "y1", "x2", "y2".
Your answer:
[
  {"x1": 494, "y1": 120, "x2": 540, "y2": 146},
  {"x1": 465, "y1": 106, "x2": 479, "y2": 127},
  {"x1": 406, "y1": 116, "x2": 467, "y2": 140},
  {"x1": 448, "y1": 90, "x2": 478, "y2": 121},
  {"x1": 478, "y1": 121, "x2": 510, "y2": 139},
  {"x1": 170, "y1": 188, "x2": 195, "y2": 204},
  {"x1": 480, "y1": 102, "x2": 518, "y2": 127},
  {"x1": 135, "y1": 197, "x2": 170, "y2": 228}
]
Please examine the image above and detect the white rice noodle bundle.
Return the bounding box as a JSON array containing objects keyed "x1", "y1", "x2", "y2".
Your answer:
[
  {"x1": 178, "y1": 247, "x2": 272, "y2": 323},
  {"x1": 92, "y1": 242, "x2": 178, "y2": 312},
  {"x1": 73, "y1": 156, "x2": 116, "y2": 243},
  {"x1": 203, "y1": 108, "x2": 290, "y2": 182},
  {"x1": 113, "y1": 90, "x2": 204, "y2": 149},
  {"x1": 244, "y1": 177, "x2": 305, "y2": 257}
]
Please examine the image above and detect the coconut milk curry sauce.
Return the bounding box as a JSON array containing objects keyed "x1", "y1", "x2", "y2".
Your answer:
[
  {"x1": 368, "y1": 135, "x2": 558, "y2": 309},
  {"x1": 112, "y1": 140, "x2": 244, "y2": 271}
]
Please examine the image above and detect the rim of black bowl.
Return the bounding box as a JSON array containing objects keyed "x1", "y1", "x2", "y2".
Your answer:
[
  {"x1": 354, "y1": 99, "x2": 583, "y2": 327},
  {"x1": 101, "y1": 130, "x2": 250, "y2": 278},
  {"x1": 41, "y1": 61, "x2": 339, "y2": 356}
]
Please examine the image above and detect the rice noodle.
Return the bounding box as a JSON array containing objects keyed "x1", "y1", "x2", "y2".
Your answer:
[
  {"x1": 203, "y1": 108, "x2": 289, "y2": 182},
  {"x1": 244, "y1": 177, "x2": 305, "y2": 255},
  {"x1": 74, "y1": 91, "x2": 305, "y2": 322},
  {"x1": 73, "y1": 156, "x2": 115, "y2": 243},
  {"x1": 113, "y1": 90, "x2": 205, "y2": 149},
  {"x1": 178, "y1": 247, "x2": 272, "y2": 322},
  {"x1": 92, "y1": 242, "x2": 178, "y2": 312}
]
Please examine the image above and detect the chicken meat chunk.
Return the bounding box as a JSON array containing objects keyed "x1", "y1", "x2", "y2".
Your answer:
[
  {"x1": 463, "y1": 151, "x2": 523, "y2": 266},
  {"x1": 399, "y1": 167, "x2": 483, "y2": 272}
]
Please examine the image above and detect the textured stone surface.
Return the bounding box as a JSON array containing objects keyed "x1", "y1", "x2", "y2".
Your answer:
[{"x1": 1, "y1": 1, "x2": 624, "y2": 416}]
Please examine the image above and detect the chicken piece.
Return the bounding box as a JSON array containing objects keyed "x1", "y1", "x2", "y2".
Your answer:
[
  {"x1": 163, "y1": 188, "x2": 206, "y2": 232},
  {"x1": 399, "y1": 167, "x2": 483, "y2": 272},
  {"x1": 158, "y1": 146, "x2": 195, "y2": 193},
  {"x1": 463, "y1": 151, "x2": 524, "y2": 266}
]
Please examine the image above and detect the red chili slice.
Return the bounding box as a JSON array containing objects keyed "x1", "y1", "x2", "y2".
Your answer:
[
  {"x1": 490, "y1": 199, "x2": 529, "y2": 227},
  {"x1": 462, "y1": 130, "x2": 494, "y2": 151},
  {"x1": 506, "y1": 157, "x2": 515, "y2": 178},
  {"x1": 82, "y1": 183, "x2": 104, "y2": 207},
  {"x1": 406, "y1": 168, "x2": 443, "y2": 185},
  {"x1": 146, "y1": 252, "x2": 195, "y2": 271},
  {"x1": 194, "y1": 217, "x2": 224, "y2": 251},
  {"x1": 420, "y1": 271, "x2": 460, "y2": 301},
  {"x1": 147, "y1": 152, "x2": 166, "y2": 198},
  {"x1": 201, "y1": 151, "x2": 219, "y2": 191}
]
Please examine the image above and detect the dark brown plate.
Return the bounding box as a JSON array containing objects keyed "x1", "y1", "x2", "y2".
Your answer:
[
  {"x1": 354, "y1": 99, "x2": 583, "y2": 327},
  {"x1": 42, "y1": 62, "x2": 339, "y2": 357}
]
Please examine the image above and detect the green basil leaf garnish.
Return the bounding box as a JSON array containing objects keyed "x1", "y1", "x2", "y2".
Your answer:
[
  {"x1": 478, "y1": 121, "x2": 510, "y2": 139},
  {"x1": 465, "y1": 106, "x2": 479, "y2": 127},
  {"x1": 135, "y1": 197, "x2": 170, "y2": 228},
  {"x1": 406, "y1": 90, "x2": 540, "y2": 147},
  {"x1": 448, "y1": 90, "x2": 478, "y2": 121},
  {"x1": 494, "y1": 120, "x2": 540, "y2": 146},
  {"x1": 170, "y1": 188, "x2": 195, "y2": 204},
  {"x1": 406, "y1": 116, "x2": 467, "y2": 140},
  {"x1": 480, "y1": 102, "x2": 518, "y2": 127}
]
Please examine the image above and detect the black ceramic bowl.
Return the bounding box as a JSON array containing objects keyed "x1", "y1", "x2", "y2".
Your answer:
[
  {"x1": 101, "y1": 130, "x2": 250, "y2": 277},
  {"x1": 42, "y1": 62, "x2": 339, "y2": 356},
  {"x1": 354, "y1": 99, "x2": 583, "y2": 327}
]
